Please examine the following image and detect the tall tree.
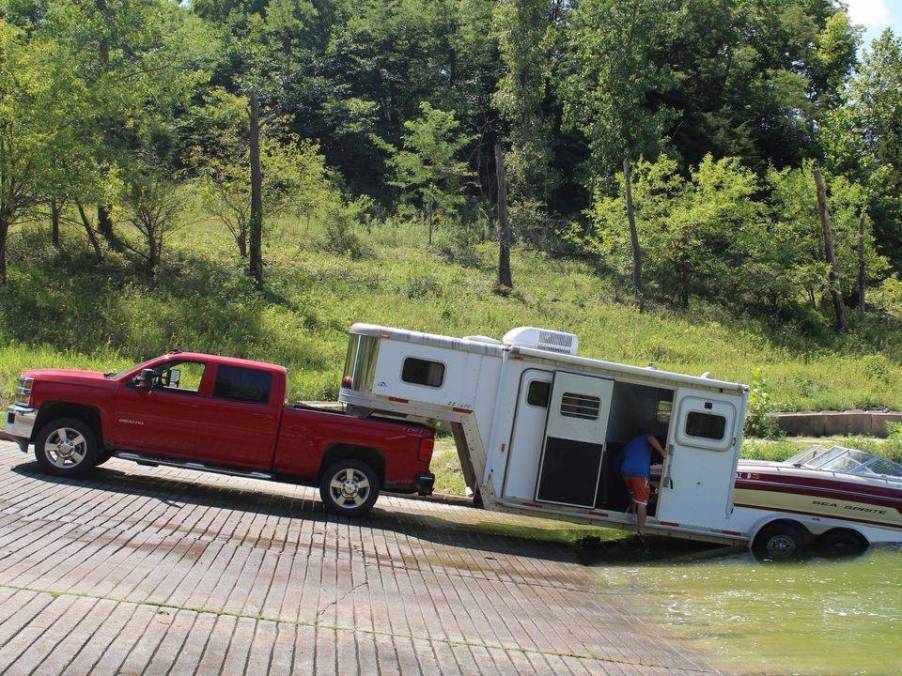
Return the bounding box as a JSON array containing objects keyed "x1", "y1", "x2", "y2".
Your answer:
[
  {"x1": 560, "y1": 0, "x2": 675, "y2": 179},
  {"x1": 561, "y1": 0, "x2": 672, "y2": 299},
  {"x1": 848, "y1": 29, "x2": 902, "y2": 270},
  {"x1": 194, "y1": 0, "x2": 318, "y2": 283},
  {"x1": 493, "y1": 0, "x2": 559, "y2": 205},
  {"x1": 378, "y1": 102, "x2": 474, "y2": 245},
  {"x1": 0, "y1": 21, "x2": 63, "y2": 282},
  {"x1": 495, "y1": 144, "x2": 513, "y2": 289},
  {"x1": 813, "y1": 165, "x2": 848, "y2": 332}
]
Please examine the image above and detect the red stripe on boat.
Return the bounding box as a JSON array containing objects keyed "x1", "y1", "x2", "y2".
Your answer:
[
  {"x1": 737, "y1": 471, "x2": 901, "y2": 499},
  {"x1": 733, "y1": 502, "x2": 902, "y2": 530},
  {"x1": 734, "y1": 479, "x2": 902, "y2": 510},
  {"x1": 388, "y1": 396, "x2": 409, "y2": 403}
]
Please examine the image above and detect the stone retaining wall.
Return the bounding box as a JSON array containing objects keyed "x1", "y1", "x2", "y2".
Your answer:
[{"x1": 772, "y1": 410, "x2": 902, "y2": 438}]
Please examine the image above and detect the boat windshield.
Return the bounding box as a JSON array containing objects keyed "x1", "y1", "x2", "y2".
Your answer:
[{"x1": 786, "y1": 445, "x2": 902, "y2": 479}]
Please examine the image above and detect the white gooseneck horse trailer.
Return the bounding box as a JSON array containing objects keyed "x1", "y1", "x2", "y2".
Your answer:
[{"x1": 340, "y1": 323, "x2": 754, "y2": 546}]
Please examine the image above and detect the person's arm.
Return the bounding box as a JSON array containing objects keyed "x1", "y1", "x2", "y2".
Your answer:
[{"x1": 647, "y1": 435, "x2": 667, "y2": 456}]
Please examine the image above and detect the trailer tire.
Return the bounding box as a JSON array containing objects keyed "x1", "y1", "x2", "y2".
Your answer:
[
  {"x1": 752, "y1": 522, "x2": 806, "y2": 560},
  {"x1": 817, "y1": 528, "x2": 868, "y2": 558},
  {"x1": 34, "y1": 417, "x2": 99, "y2": 477},
  {"x1": 319, "y1": 459, "x2": 380, "y2": 516}
]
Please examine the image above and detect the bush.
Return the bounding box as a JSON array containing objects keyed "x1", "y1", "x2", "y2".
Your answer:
[
  {"x1": 745, "y1": 370, "x2": 780, "y2": 438},
  {"x1": 320, "y1": 197, "x2": 373, "y2": 259}
]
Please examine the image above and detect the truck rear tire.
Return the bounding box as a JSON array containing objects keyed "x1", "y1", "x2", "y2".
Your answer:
[
  {"x1": 752, "y1": 522, "x2": 806, "y2": 560},
  {"x1": 319, "y1": 459, "x2": 380, "y2": 516},
  {"x1": 34, "y1": 418, "x2": 99, "y2": 477}
]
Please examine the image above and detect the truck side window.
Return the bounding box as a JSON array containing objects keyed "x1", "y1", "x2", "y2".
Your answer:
[
  {"x1": 213, "y1": 365, "x2": 273, "y2": 404},
  {"x1": 560, "y1": 393, "x2": 600, "y2": 419},
  {"x1": 685, "y1": 411, "x2": 726, "y2": 440},
  {"x1": 526, "y1": 380, "x2": 550, "y2": 407},
  {"x1": 156, "y1": 361, "x2": 206, "y2": 394},
  {"x1": 401, "y1": 358, "x2": 444, "y2": 387}
]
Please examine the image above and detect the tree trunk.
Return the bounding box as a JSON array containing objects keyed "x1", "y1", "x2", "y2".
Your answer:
[
  {"x1": 495, "y1": 144, "x2": 513, "y2": 289},
  {"x1": 0, "y1": 217, "x2": 8, "y2": 285},
  {"x1": 237, "y1": 223, "x2": 248, "y2": 257},
  {"x1": 147, "y1": 227, "x2": 158, "y2": 275},
  {"x1": 50, "y1": 200, "x2": 61, "y2": 247},
  {"x1": 813, "y1": 165, "x2": 847, "y2": 332},
  {"x1": 248, "y1": 90, "x2": 264, "y2": 283},
  {"x1": 427, "y1": 198, "x2": 434, "y2": 246},
  {"x1": 96, "y1": 204, "x2": 115, "y2": 244},
  {"x1": 76, "y1": 202, "x2": 104, "y2": 262},
  {"x1": 623, "y1": 158, "x2": 643, "y2": 307},
  {"x1": 858, "y1": 208, "x2": 866, "y2": 321},
  {"x1": 94, "y1": 0, "x2": 115, "y2": 248}
]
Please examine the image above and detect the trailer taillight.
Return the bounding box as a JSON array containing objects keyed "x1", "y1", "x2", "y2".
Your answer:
[{"x1": 418, "y1": 437, "x2": 434, "y2": 463}]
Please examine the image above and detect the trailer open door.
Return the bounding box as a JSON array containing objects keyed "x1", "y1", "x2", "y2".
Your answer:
[
  {"x1": 655, "y1": 388, "x2": 743, "y2": 528},
  {"x1": 535, "y1": 372, "x2": 613, "y2": 508}
]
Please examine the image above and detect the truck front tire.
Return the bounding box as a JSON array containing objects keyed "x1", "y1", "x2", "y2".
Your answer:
[
  {"x1": 34, "y1": 418, "x2": 99, "y2": 477},
  {"x1": 319, "y1": 459, "x2": 380, "y2": 516}
]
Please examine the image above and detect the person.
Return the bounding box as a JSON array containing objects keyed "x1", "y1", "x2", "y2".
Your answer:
[{"x1": 620, "y1": 432, "x2": 667, "y2": 545}]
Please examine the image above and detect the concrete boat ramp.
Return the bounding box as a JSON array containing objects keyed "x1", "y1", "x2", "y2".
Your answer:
[{"x1": 0, "y1": 441, "x2": 716, "y2": 675}]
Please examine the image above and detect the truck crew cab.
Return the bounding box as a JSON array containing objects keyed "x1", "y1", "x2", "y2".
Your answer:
[{"x1": 5, "y1": 351, "x2": 435, "y2": 515}]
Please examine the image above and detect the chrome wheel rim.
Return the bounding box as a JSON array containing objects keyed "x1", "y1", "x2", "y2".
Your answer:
[
  {"x1": 329, "y1": 468, "x2": 370, "y2": 509},
  {"x1": 44, "y1": 428, "x2": 87, "y2": 469}
]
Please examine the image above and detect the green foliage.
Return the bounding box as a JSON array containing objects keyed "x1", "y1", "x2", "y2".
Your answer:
[
  {"x1": 4, "y1": 213, "x2": 902, "y2": 413},
  {"x1": 586, "y1": 154, "x2": 888, "y2": 318},
  {"x1": 377, "y1": 102, "x2": 474, "y2": 236},
  {"x1": 745, "y1": 370, "x2": 779, "y2": 438},
  {"x1": 493, "y1": 0, "x2": 559, "y2": 201},
  {"x1": 560, "y1": 0, "x2": 675, "y2": 177},
  {"x1": 190, "y1": 88, "x2": 345, "y2": 257}
]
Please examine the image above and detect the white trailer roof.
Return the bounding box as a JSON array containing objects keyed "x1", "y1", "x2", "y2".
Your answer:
[
  {"x1": 350, "y1": 323, "x2": 506, "y2": 357},
  {"x1": 349, "y1": 323, "x2": 747, "y2": 393}
]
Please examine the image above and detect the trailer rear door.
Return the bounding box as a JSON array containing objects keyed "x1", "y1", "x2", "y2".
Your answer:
[
  {"x1": 655, "y1": 388, "x2": 742, "y2": 527},
  {"x1": 535, "y1": 372, "x2": 613, "y2": 508}
]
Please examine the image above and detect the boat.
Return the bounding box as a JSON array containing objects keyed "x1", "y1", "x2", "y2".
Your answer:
[{"x1": 733, "y1": 445, "x2": 902, "y2": 542}]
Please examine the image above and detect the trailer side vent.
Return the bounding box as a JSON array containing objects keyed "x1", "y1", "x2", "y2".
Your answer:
[{"x1": 502, "y1": 327, "x2": 579, "y2": 355}]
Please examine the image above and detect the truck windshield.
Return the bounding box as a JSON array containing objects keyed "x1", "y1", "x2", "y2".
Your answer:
[{"x1": 105, "y1": 358, "x2": 158, "y2": 380}]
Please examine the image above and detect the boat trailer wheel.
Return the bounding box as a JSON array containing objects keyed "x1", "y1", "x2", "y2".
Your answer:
[{"x1": 753, "y1": 522, "x2": 806, "y2": 560}]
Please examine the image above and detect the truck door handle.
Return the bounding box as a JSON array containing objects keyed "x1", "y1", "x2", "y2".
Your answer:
[{"x1": 253, "y1": 413, "x2": 270, "y2": 419}]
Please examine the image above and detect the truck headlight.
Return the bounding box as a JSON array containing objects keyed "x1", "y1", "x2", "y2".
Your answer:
[{"x1": 14, "y1": 376, "x2": 33, "y2": 407}]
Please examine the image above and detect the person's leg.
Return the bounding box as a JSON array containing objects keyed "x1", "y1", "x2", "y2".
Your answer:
[
  {"x1": 636, "y1": 502, "x2": 647, "y2": 536},
  {"x1": 625, "y1": 477, "x2": 650, "y2": 537}
]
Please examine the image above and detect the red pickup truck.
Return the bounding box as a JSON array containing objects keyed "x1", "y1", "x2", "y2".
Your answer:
[{"x1": 4, "y1": 351, "x2": 435, "y2": 515}]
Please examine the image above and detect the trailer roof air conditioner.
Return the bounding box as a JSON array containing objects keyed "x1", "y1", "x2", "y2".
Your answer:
[{"x1": 502, "y1": 326, "x2": 579, "y2": 355}]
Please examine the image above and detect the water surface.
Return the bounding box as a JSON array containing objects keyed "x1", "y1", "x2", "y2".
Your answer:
[{"x1": 594, "y1": 546, "x2": 902, "y2": 674}]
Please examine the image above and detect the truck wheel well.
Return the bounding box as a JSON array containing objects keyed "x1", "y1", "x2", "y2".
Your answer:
[
  {"x1": 320, "y1": 444, "x2": 385, "y2": 483},
  {"x1": 34, "y1": 403, "x2": 103, "y2": 447}
]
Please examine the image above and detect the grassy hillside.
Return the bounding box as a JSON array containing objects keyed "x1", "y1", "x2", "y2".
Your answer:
[{"x1": 2, "y1": 211, "x2": 902, "y2": 411}]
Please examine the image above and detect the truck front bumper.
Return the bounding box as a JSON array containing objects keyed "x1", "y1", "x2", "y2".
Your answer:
[
  {"x1": 416, "y1": 472, "x2": 435, "y2": 496},
  {"x1": 5, "y1": 405, "x2": 36, "y2": 451}
]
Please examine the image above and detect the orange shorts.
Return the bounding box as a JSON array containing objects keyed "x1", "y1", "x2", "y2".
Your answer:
[{"x1": 623, "y1": 476, "x2": 650, "y2": 505}]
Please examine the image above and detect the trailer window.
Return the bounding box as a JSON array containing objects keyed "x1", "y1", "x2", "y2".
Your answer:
[
  {"x1": 213, "y1": 365, "x2": 273, "y2": 404},
  {"x1": 685, "y1": 411, "x2": 726, "y2": 440},
  {"x1": 560, "y1": 393, "x2": 601, "y2": 419},
  {"x1": 527, "y1": 381, "x2": 550, "y2": 407},
  {"x1": 401, "y1": 358, "x2": 445, "y2": 387}
]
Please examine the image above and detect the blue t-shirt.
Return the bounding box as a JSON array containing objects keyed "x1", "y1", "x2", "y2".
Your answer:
[{"x1": 621, "y1": 434, "x2": 653, "y2": 478}]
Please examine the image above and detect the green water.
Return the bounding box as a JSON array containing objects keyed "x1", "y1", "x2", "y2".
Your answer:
[{"x1": 594, "y1": 546, "x2": 902, "y2": 675}]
